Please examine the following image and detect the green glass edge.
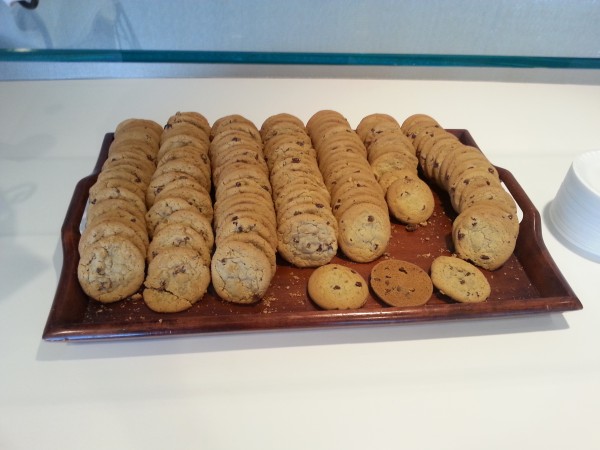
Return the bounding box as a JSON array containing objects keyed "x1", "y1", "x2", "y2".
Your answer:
[{"x1": 2, "y1": 49, "x2": 600, "y2": 69}]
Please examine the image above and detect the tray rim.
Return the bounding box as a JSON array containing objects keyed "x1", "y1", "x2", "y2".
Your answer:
[{"x1": 42, "y1": 129, "x2": 582, "y2": 342}]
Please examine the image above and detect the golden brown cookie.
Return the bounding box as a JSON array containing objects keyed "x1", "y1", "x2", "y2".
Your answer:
[{"x1": 370, "y1": 259, "x2": 433, "y2": 307}]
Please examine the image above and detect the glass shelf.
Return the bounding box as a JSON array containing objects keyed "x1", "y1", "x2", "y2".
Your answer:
[{"x1": 3, "y1": 49, "x2": 600, "y2": 70}]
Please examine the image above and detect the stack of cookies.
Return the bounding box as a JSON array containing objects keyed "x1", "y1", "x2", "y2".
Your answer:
[
  {"x1": 260, "y1": 113, "x2": 338, "y2": 267},
  {"x1": 142, "y1": 112, "x2": 214, "y2": 312},
  {"x1": 356, "y1": 113, "x2": 435, "y2": 225},
  {"x1": 401, "y1": 114, "x2": 519, "y2": 270},
  {"x1": 307, "y1": 110, "x2": 390, "y2": 263},
  {"x1": 77, "y1": 118, "x2": 162, "y2": 303},
  {"x1": 209, "y1": 114, "x2": 278, "y2": 304}
]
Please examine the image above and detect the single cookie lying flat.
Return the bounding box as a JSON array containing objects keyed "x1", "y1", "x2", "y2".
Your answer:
[
  {"x1": 430, "y1": 255, "x2": 491, "y2": 303},
  {"x1": 370, "y1": 259, "x2": 432, "y2": 307},
  {"x1": 307, "y1": 264, "x2": 368, "y2": 310}
]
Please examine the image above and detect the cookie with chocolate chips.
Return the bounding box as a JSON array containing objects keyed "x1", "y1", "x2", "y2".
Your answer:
[
  {"x1": 452, "y1": 203, "x2": 519, "y2": 270},
  {"x1": 144, "y1": 247, "x2": 211, "y2": 312},
  {"x1": 261, "y1": 113, "x2": 338, "y2": 267},
  {"x1": 78, "y1": 235, "x2": 145, "y2": 303},
  {"x1": 337, "y1": 203, "x2": 390, "y2": 263},
  {"x1": 370, "y1": 259, "x2": 433, "y2": 307},
  {"x1": 430, "y1": 255, "x2": 490, "y2": 303},
  {"x1": 307, "y1": 264, "x2": 368, "y2": 310}
]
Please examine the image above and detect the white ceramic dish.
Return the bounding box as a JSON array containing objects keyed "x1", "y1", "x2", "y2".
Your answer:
[{"x1": 549, "y1": 150, "x2": 600, "y2": 262}]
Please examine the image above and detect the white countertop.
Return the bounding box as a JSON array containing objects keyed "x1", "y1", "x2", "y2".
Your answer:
[{"x1": 1, "y1": 77, "x2": 600, "y2": 450}]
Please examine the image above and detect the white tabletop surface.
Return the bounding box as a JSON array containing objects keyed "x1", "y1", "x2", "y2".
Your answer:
[{"x1": 1, "y1": 77, "x2": 600, "y2": 450}]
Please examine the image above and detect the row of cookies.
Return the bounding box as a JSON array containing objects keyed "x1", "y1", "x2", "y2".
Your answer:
[
  {"x1": 142, "y1": 112, "x2": 214, "y2": 313},
  {"x1": 356, "y1": 113, "x2": 435, "y2": 226},
  {"x1": 210, "y1": 114, "x2": 278, "y2": 304},
  {"x1": 307, "y1": 254, "x2": 491, "y2": 311},
  {"x1": 370, "y1": 256, "x2": 489, "y2": 307},
  {"x1": 260, "y1": 113, "x2": 338, "y2": 267},
  {"x1": 401, "y1": 114, "x2": 519, "y2": 270},
  {"x1": 77, "y1": 118, "x2": 163, "y2": 303},
  {"x1": 307, "y1": 110, "x2": 391, "y2": 263}
]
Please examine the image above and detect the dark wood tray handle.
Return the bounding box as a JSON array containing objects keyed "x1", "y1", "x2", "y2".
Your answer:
[
  {"x1": 499, "y1": 166, "x2": 578, "y2": 302},
  {"x1": 42, "y1": 135, "x2": 111, "y2": 337}
]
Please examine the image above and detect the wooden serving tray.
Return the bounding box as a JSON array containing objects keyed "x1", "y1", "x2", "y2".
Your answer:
[{"x1": 43, "y1": 130, "x2": 582, "y2": 341}]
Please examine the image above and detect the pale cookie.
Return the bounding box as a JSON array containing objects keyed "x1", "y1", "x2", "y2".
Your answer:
[
  {"x1": 146, "y1": 223, "x2": 212, "y2": 265},
  {"x1": 430, "y1": 255, "x2": 491, "y2": 303},
  {"x1": 153, "y1": 187, "x2": 213, "y2": 220},
  {"x1": 261, "y1": 113, "x2": 305, "y2": 135},
  {"x1": 307, "y1": 264, "x2": 368, "y2": 310},
  {"x1": 211, "y1": 114, "x2": 260, "y2": 141},
  {"x1": 88, "y1": 185, "x2": 146, "y2": 216},
  {"x1": 115, "y1": 118, "x2": 163, "y2": 139},
  {"x1": 158, "y1": 135, "x2": 210, "y2": 162},
  {"x1": 452, "y1": 203, "x2": 519, "y2": 270},
  {"x1": 211, "y1": 239, "x2": 273, "y2": 304},
  {"x1": 157, "y1": 145, "x2": 210, "y2": 170},
  {"x1": 362, "y1": 122, "x2": 404, "y2": 149},
  {"x1": 151, "y1": 158, "x2": 211, "y2": 192},
  {"x1": 450, "y1": 169, "x2": 502, "y2": 212},
  {"x1": 143, "y1": 247, "x2": 211, "y2": 312},
  {"x1": 338, "y1": 203, "x2": 390, "y2": 263},
  {"x1": 108, "y1": 141, "x2": 159, "y2": 161},
  {"x1": 277, "y1": 213, "x2": 338, "y2": 268},
  {"x1": 355, "y1": 113, "x2": 400, "y2": 143},
  {"x1": 96, "y1": 167, "x2": 146, "y2": 190},
  {"x1": 370, "y1": 259, "x2": 433, "y2": 307},
  {"x1": 146, "y1": 172, "x2": 198, "y2": 208},
  {"x1": 86, "y1": 198, "x2": 146, "y2": 231},
  {"x1": 400, "y1": 114, "x2": 439, "y2": 133},
  {"x1": 96, "y1": 162, "x2": 152, "y2": 186},
  {"x1": 161, "y1": 122, "x2": 210, "y2": 147},
  {"x1": 89, "y1": 177, "x2": 146, "y2": 203},
  {"x1": 215, "y1": 213, "x2": 276, "y2": 249},
  {"x1": 153, "y1": 208, "x2": 214, "y2": 250},
  {"x1": 385, "y1": 171, "x2": 435, "y2": 225},
  {"x1": 146, "y1": 196, "x2": 199, "y2": 237},
  {"x1": 149, "y1": 176, "x2": 207, "y2": 207},
  {"x1": 77, "y1": 235, "x2": 145, "y2": 303},
  {"x1": 102, "y1": 150, "x2": 155, "y2": 176},
  {"x1": 458, "y1": 185, "x2": 517, "y2": 215},
  {"x1": 79, "y1": 218, "x2": 148, "y2": 256},
  {"x1": 218, "y1": 233, "x2": 277, "y2": 278},
  {"x1": 166, "y1": 111, "x2": 211, "y2": 137}
]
